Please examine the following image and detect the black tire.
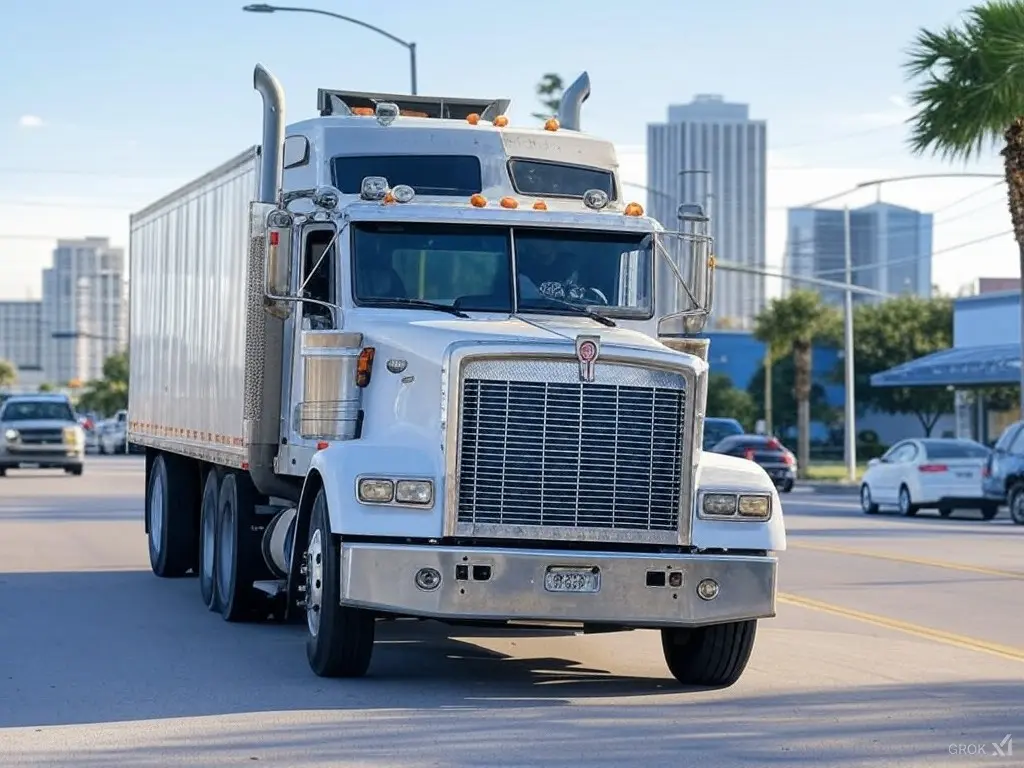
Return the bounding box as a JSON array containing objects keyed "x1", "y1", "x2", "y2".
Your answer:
[
  {"x1": 147, "y1": 453, "x2": 198, "y2": 577},
  {"x1": 939, "y1": 506, "x2": 954, "y2": 518},
  {"x1": 305, "y1": 487, "x2": 376, "y2": 678},
  {"x1": 780, "y1": 479, "x2": 793, "y2": 493},
  {"x1": 898, "y1": 485, "x2": 917, "y2": 517},
  {"x1": 215, "y1": 471, "x2": 269, "y2": 622},
  {"x1": 0, "y1": 467, "x2": 6, "y2": 477},
  {"x1": 661, "y1": 620, "x2": 757, "y2": 688},
  {"x1": 65, "y1": 464, "x2": 83, "y2": 476},
  {"x1": 860, "y1": 483, "x2": 879, "y2": 514},
  {"x1": 981, "y1": 502, "x2": 999, "y2": 521},
  {"x1": 1009, "y1": 485, "x2": 1024, "y2": 525},
  {"x1": 198, "y1": 466, "x2": 222, "y2": 611}
]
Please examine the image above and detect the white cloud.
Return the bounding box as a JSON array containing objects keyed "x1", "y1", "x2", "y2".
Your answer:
[{"x1": 18, "y1": 115, "x2": 45, "y2": 129}]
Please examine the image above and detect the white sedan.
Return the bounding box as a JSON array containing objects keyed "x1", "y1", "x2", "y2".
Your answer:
[{"x1": 859, "y1": 438, "x2": 998, "y2": 520}]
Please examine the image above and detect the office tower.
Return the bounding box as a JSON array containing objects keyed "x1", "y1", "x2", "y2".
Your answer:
[
  {"x1": 42, "y1": 237, "x2": 127, "y2": 385},
  {"x1": 784, "y1": 202, "x2": 933, "y2": 306},
  {"x1": 0, "y1": 300, "x2": 44, "y2": 386},
  {"x1": 647, "y1": 95, "x2": 767, "y2": 328}
]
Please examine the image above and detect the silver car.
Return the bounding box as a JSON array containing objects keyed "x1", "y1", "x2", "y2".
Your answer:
[{"x1": 0, "y1": 394, "x2": 85, "y2": 476}]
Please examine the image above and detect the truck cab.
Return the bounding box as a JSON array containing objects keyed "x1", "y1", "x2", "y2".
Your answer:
[{"x1": 130, "y1": 64, "x2": 785, "y2": 687}]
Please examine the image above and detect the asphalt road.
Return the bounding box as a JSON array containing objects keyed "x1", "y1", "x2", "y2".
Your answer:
[{"x1": 1, "y1": 457, "x2": 1021, "y2": 767}]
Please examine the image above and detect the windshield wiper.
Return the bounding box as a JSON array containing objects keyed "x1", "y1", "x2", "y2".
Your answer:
[
  {"x1": 369, "y1": 298, "x2": 469, "y2": 318},
  {"x1": 520, "y1": 297, "x2": 616, "y2": 327}
]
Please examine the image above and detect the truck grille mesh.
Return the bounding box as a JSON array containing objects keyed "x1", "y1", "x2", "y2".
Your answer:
[{"x1": 456, "y1": 378, "x2": 686, "y2": 532}]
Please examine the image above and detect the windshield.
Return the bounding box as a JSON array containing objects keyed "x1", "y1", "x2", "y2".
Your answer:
[
  {"x1": 351, "y1": 222, "x2": 653, "y2": 318},
  {"x1": 1, "y1": 400, "x2": 75, "y2": 422}
]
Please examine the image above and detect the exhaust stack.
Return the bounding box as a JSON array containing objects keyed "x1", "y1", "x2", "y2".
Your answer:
[
  {"x1": 254, "y1": 64, "x2": 285, "y2": 204},
  {"x1": 558, "y1": 72, "x2": 591, "y2": 131}
]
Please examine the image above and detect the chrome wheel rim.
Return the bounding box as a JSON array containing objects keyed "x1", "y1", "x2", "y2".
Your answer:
[
  {"x1": 150, "y1": 469, "x2": 165, "y2": 557},
  {"x1": 1013, "y1": 495, "x2": 1024, "y2": 521},
  {"x1": 217, "y1": 501, "x2": 234, "y2": 600},
  {"x1": 860, "y1": 485, "x2": 871, "y2": 511},
  {"x1": 201, "y1": 496, "x2": 216, "y2": 584},
  {"x1": 306, "y1": 529, "x2": 324, "y2": 638},
  {"x1": 899, "y1": 488, "x2": 910, "y2": 514}
]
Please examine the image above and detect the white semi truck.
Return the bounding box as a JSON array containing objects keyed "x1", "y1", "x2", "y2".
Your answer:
[{"x1": 128, "y1": 63, "x2": 786, "y2": 685}]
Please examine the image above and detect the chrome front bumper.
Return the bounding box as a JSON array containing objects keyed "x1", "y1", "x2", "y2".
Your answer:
[
  {"x1": 339, "y1": 544, "x2": 777, "y2": 627},
  {"x1": 0, "y1": 445, "x2": 83, "y2": 466}
]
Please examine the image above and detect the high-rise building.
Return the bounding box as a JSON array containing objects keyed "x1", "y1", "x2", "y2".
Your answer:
[
  {"x1": 783, "y1": 202, "x2": 933, "y2": 306},
  {"x1": 0, "y1": 300, "x2": 44, "y2": 389},
  {"x1": 42, "y1": 237, "x2": 127, "y2": 385},
  {"x1": 646, "y1": 95, "x2": 767, "y2": 329}
]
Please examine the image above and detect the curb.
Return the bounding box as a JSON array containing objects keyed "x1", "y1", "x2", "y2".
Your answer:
[{"x1": 797, "y1": 482, "x2": 861, "y2": 496}]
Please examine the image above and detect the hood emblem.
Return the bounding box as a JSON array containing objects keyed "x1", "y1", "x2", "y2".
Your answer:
[{"x1": 575, "y1": 335, "x2": 600, "y2": 383}]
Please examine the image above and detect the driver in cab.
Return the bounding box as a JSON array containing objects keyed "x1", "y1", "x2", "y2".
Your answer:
[{"x1": 516, "y1": 243, "x2": 607, "y2": 304}]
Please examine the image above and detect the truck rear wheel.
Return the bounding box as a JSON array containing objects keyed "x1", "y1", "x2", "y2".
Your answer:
[
  {"x1": 147, "y1": 453, "x2": 198, "y2": 578},
  {"x1": 661, "y1": 620, "x2": 757, "y2": 688},
  {"x1": 198, "y1": 466, "x2": 222, "y2": 611},
  {"x1": 305, "y1": 487, "x2": 375, "y2": 678},
  {"x1": 215, "y1": 471, "x2": 269, "y2": 622}
]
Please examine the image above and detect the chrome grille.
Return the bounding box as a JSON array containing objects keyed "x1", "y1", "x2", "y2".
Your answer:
[
  {"x1": 456, "y1": 364, "x2": 686, "y2": 534},
  {"x1": 15, "y1": 428, "x2": 64, "y2": 445}
]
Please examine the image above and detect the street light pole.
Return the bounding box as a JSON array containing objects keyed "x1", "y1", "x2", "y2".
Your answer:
[
  {"x1": 242, "y1": 4, "x2": 418, "y2": 94},
  {"x1": 843, "y1": 204, "x2": 857, "y2": 482}
]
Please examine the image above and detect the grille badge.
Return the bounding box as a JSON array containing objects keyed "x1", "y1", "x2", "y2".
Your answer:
[{"x1": 575, "y1": 335, "x2": 600, "y2": 383}]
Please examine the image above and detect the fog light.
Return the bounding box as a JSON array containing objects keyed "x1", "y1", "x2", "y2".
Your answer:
[
  {"x1": 738, "y1": 495, "x2": 771, "y2": 519},
  {"x1": 4, "y1": 428, "x2": 18, "y2": 442},
  {"x1": 357, "y1": 478, "x2": 394, "y2": 503},
  {"x1": 395, "y1": 479, "x2": 433, "y2": 505},
  {"x1": 696, "y1": 578, "x2": 719, "y2": 601},
  {"x1": 414, "y1": 567, "x2": 441, "y2": 591},
  {"x1": 701, "y1": 493, "x2": 737, "y2": 518}
]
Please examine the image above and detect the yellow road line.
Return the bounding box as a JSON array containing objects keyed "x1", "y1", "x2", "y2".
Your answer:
[
  {"x1": 778, "y1": 592, "x2": 1024, "y2": 663},
  {"x1": 788, "y1": 541, "x2": 1024, "y2": 580}
]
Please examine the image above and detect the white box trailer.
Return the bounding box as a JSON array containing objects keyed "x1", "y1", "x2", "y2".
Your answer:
[{"x1": 128, "y1": 64, "x2": 786, "y2": 685}]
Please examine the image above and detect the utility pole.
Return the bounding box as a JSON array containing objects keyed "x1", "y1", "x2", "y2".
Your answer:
[{"x1": 843, "y1": 204, "x2": 857, "y2": 482}]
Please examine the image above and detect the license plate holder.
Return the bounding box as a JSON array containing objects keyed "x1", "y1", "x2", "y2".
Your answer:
[
  {"x1": 544, "y1": 566, "x2": 601, "y2": 594},
  {"x1": 956, "y1": 471, "x2": 973, "y2": 479}
]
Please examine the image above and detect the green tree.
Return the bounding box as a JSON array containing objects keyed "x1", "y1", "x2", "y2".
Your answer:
[
  {"x1": 904, "y1": 1, "x2": 1024, "y2": 410},
  {"x1": 0, "y1": 359, "x2": 16, "y2": 388},
  {"x1": 754, "y1": 289, "x2": 841, "y2": 476},
  {"x1": 76, "y1": 351, "x2": 129, "y2": 416},
  {"x1": 37, "y1": 382, "x2": 54, "y2": 392},
  {"x1": 851, "y1": 296, "x2": 955, "y2": 436},
  {"x1": 705, "y1": 372, "x2": 756, "y2": 430},
  {"x1": 532, "y1": 73, "x2": 564, "y2": 122},
  {"x1": 747, "y1": 357, "x2": 836, "y2": 437}
]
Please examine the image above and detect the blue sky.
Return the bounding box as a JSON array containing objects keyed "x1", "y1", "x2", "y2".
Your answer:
[{"x1": 0, "y1": 0, "x2": 1015, "y2": 300}]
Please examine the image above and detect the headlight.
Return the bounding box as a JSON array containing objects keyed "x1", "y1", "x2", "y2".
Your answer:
[
  {"x1": 699, "y1": 492, "x2": 772, "y2": 521},
  {"x1": 357, "y1": 478, "x2": 394, "y2": 503},
  {"x1": 395, "y1": 479, "x2": 433, "y2": 505},
  {"x1": 63, "y1": 426, "x2": 82, "y2": 446},
  {"x1": 3, "y1": 428, "x2": 18, "y2": 442}
]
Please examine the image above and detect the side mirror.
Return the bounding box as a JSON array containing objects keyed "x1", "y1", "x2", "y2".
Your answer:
[
  {"x1": 265, "y1": 209, "x2": 294, "y2": 298},
  {"x1": 868, "y1": 458, "x2": 881, "y2": 467}
]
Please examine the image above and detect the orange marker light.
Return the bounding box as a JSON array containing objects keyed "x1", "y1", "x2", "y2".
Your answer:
[
  {"x1": 269, "y1": 230, "x2": 279, "y2": 246},
  {"x1": 356, "y1": 347, "x2": 375, "y2": 388},
  {"x1": 499, "y1": 196, "x2": 519, "y2": 209},
  {"x1": 624, "y1": 202, "x2": 644, "y2": 217},
  {"x1": 469, "y1": 194, "x2": 487, "y2": 208},
  {"x1": 532, "y1": 200, "x2": 548, "y2": 210},
  {"x1": 351, "y1": 107, "x2": 374, "y2": 116},
  {"x1": 544, "y1": 118, "x2": 559, "y2": 131},
  {"x1": 493, "y1": 115, "x2": 509, "y2": 127},
  {"x1": 466, "y1": 113, "x2": 480, "y2": 125},
  {"x1": 382, "y1": 191, "x2": 396, "y2": 204},
  {"x1": 316, "y1": 440, "x2": 329, "y2": 451}
]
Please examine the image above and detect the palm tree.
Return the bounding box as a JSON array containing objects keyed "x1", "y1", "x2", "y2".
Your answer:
[
  {"x1": 532, "y1": 73, "x2": 564, "y2": 122},
  {"x1": 754, "y1": 290, "x2": 841, "y2": 477},
  {"x1": 904, "y1": 1, "x2": 1024, "y2": 410},
  {"x1": 0, "y1": 359, "x2": 17, "y2": 389}
]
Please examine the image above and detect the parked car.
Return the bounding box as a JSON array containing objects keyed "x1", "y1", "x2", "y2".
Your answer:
[
  {"x1": 702, "y1": 417, "x2": 745, "y2": 451},
  {"x1": 708, "y1": 434, "x2": 796, "y2": 492},
  {"x1": 981, "y1": 419, "x2": 1024, "y2": 525},
  {"x1": 99, "y1": 418, "x2": 128, "y2": 454},
  {"x1": 0, "y1": 393, "x2": 85, "y2": 476},
  {"x1": 860, "y1": 437, "x2": 995, "y2": 519}
]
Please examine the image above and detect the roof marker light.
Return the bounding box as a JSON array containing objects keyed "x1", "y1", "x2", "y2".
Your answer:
[
  {"x1": 499, "y1": 196, "x2": 518, "y2": 209},
  {"x1": 544, "y1": 118, "x2": 560, "y2": 132},
  {"x1": 583, "y1": 189, "x2": 609, "y2": 210},
  {"x1": 392, "y1": 184, "x2": 415, "y2": 203},
  {"x1": 360, "y1": 176, "x2": 389, "y2": 200},
  {"x1": 493, "y1": 115, "x2": 509, "y2": 128},
  {"x1": 375, "y1": 102, "x2": 399, "y2": 126},
  {"x1": 532, "y1": 200, "x2": 548, "y2": 210},
  {"x1": 466, "y1": 113, "x2": 480, "y2": 125},
  {"x1": 624, "y1": 201, "x2": 644, "y2": 217},
  {"x1": 469, "y1": 194, "x2": 487, "y2": 208}
]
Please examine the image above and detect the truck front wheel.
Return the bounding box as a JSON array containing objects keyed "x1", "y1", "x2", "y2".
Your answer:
[
  {"x1": 661, "y1": 620, "x2": 757, "y2": 688},
  {"x1": 305, "y1": 487, "x2": 376, "y2": 678}
]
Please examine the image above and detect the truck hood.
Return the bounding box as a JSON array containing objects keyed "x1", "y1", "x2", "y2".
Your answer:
[{"x1": 356, "y1": 312, "x2": 680, "y2": 364}]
